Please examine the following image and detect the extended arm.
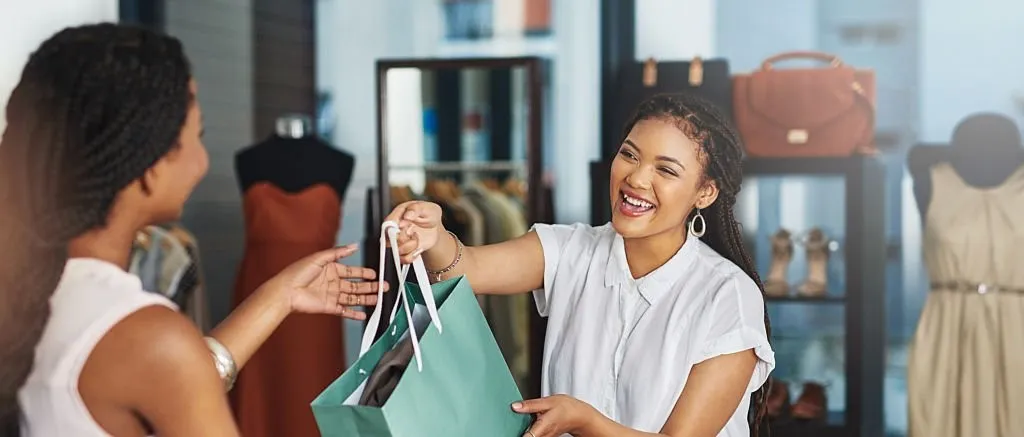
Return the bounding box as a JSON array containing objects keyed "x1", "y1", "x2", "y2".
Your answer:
[
  {"x1": 514, "y1": 350, "x2": 758, "y2": 437},
  {"x1": 388, "y1": 201, "x2": 546, "y2": 295},
  {"x1": 423, "y1": 229, "x2": 545, "y2": 295},
  {"x1": 207, "y1": 282, "x2": 291, "y2": 373},
  {"x1": 210, "y1": 245, "x2": 378, "y2": 379}
]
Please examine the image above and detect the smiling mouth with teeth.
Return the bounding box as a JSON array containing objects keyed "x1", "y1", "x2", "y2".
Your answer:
[
  {"x1": 619, "y1": 191, "x2": 655, "y2": 215},
  {"x1": 624, "y1": 193, "x2": 652, "y2": 208}
]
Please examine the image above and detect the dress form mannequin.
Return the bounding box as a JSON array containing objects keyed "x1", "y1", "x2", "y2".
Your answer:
[
  {"x1": 906, "y1": 112, "x2": 1024, "y2": 437},
  {"x1": 230, "y1": 114, "x2": 355, "y2": 437},
  {"x1": 908, "y1": 112, "x2": 1024, "y2": 219},
  {"x1": 235, "y1": 114, "x2": 355, "y2": 198}
]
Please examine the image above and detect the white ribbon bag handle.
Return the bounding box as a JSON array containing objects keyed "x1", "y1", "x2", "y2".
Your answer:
[{"x1": 357, "y1": 221, "x2": 443, "y2": 372}]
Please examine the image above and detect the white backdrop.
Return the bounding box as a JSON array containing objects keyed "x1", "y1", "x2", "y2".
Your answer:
[{"x1": 0, "y1": 0, "x2": 118, "y2": 131}]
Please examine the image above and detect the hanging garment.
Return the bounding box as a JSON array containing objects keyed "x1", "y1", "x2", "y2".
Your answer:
[
  {"x1": 908, "y1": 163, "x2": 1024, "y2": 437},
  {"x1": 464, "y1": 185, "x2": 508, "y2": 244},
  {"x1": 463, "y1": 183, "x2": 533, "y2": 391},
  {"x1": 179, "y1": 236, "x2": 211, "y2": 333},
  {"x1": 131, "y1": 224, "x2": 210, "y2": 331},
  {"x1": 231, "y1": 182, "x2": 345, "y2": 437},
  {"x1": 452, "y1": 196, "x2": 485, "y2": 246}
]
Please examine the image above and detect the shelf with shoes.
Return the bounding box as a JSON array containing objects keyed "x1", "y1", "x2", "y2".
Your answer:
[
  {"x1": 762, "y1": 227, "x2": 847, "y2": 304},
  {"x1": 743, "y1": 155, "x2": 887, "y2": 437},
  {"x1": 760, "y1": 378, "x2": 845, "y2": 436}
]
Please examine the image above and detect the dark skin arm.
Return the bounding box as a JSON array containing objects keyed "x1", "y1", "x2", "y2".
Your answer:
[
  {"x1": 80, "y1": 306, "x2": 239, "y2": 437},
  {"x1": 78, "y1": 246, "x2": 382, "y2": 436},
  {"x1": 208, "y1": 245, "x2": 380, "y2": 369},
  {"x1": 514, "y1": 350, "x2": 758, "y2": 437},
  {"x1": 386, "y1": 201, "x2": 546, "y2": 295}
]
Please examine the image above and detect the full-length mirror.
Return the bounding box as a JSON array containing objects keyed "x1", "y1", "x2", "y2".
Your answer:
[{"x1": 370, "y1": 57, "x2": 549, "y2": 397}]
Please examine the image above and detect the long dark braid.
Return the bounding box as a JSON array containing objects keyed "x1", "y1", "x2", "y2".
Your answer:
[
  {"x1": 624, "y1": 94, "x2": 771, "y2": 436},
  {"x1": 0, "y1": 23, "x2": 192, "y2": 435}
]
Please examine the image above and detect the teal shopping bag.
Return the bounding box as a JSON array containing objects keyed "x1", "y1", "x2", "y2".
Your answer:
[{"x1": 311, "y1": 221, "x2": 531, "y2": 436}]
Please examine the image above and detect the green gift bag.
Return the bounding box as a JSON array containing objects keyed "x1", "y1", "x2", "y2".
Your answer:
[{"x1": 311, "y1": 221, "x2": 531, "y2": 436}]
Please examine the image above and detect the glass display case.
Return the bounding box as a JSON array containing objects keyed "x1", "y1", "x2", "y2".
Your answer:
[{"x1": 739, "y1": 157, "x2": 887, "y2": 437}]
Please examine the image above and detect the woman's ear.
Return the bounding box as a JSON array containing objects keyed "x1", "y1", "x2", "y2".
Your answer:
[{"x1": 696, "y1": 180, "x2": 719, "y2": 209}]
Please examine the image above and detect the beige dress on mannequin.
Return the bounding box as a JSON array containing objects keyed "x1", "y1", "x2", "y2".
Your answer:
[{"x1": 908, "y1": 163, "x2": 1024, "y2": 437}]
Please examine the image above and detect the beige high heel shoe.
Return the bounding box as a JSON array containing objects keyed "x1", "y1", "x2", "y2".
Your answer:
[
  {"x1": 797, "y1": 228, "x2": 829, "y2": 297},
  {"x1": 764, "y1": 229, "x2": 793, "y2": 297}
]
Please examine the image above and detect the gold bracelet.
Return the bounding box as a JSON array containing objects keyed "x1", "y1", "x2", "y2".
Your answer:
[{"x1": 427, "y1": 231, "x2": 463, "y2": 282}]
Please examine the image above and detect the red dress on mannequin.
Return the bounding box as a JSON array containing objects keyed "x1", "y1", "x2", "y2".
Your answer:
[{"x1": 231, "y1": 182, "x2": 344, "y2": 437}]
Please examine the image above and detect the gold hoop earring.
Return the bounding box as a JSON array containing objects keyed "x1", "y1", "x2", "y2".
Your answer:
[{"x1": 689, "y1": 208, "x2": 706, "y2": 238}]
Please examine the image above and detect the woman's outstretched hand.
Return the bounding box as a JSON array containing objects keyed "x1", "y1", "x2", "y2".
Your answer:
[
  {"x1": 260, "y1": 243, "x2": 386, "y2": 320},
  {"x1": 384, "y1": 201, "x2": 444, "y2": 263}
]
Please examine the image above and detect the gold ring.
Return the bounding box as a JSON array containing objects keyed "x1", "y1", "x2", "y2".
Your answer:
[{"x1": 527, "y1": 431, "x2": 536, "y2": 437}]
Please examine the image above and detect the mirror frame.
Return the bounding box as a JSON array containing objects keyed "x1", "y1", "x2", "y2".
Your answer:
[{"x1": 373, "y1": 56, "x2": 545, "y2": 233}]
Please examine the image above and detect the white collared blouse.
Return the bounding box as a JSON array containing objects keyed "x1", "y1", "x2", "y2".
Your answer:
[{"x1": 532, "y1": 223, "x2": 775, "y2": 436}]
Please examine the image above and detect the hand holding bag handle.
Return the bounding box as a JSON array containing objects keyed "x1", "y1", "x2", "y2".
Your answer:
[
  {"x1": 358, "y1": 221, "x2": 443, "y2": 372},
  {"x1": 760, "y1": 51, "x2": 844, "y2": 70}
]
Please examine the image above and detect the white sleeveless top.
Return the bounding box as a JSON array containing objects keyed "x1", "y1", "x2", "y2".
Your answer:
[{"x1": 18, "y1": 258, "x2": 177, "y2": 437}]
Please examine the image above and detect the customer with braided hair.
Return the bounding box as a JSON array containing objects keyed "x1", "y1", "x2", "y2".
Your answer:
[
  {"x1": 0, "y1": 24, "x2": 382, "y2": 437},
  {"x1": 385, "y1": 93, "x2": 774, "y2": 437}
]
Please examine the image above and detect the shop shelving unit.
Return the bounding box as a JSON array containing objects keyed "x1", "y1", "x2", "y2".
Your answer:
[{"x1": 745, "y1": 156, "x2": 886, "y2": 437}]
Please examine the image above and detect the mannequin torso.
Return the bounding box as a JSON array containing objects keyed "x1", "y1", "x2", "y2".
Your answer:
[
  {"x1": 234, "y1": 134, "x2": 354, "y2": 200},
  {"x1": 906, "y1": 113, "x2": 1024, "y2": 437},
  {"x1": 908, "y1": 113, "x2": 1024, "y2": 220}
]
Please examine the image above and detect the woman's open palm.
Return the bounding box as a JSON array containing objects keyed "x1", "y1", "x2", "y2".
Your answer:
[{"x1": 266, "y1": 244, "x2": 385, "y2": 320}]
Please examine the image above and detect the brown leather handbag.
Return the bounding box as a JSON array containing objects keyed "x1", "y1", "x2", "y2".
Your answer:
[{"x1": 733, "y1": 51, "x2": 876, "y2": 157}]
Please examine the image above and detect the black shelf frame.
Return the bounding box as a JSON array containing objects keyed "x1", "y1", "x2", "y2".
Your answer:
[{"x1": 745, "y1": 156, "x2": 887, "y2": 437}]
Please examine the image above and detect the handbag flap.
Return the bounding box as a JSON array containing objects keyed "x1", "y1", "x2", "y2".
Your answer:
[{"x1": 745, "y1": 67, "x2": 861, "y2": 129}]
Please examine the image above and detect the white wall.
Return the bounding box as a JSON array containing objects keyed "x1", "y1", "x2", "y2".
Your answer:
[
  {"x1": 551, "y1": 0, "x2": 600, "y2": 224},
  {"x1": 0, "y1": 0, "x2": 118, "y2": 131},
  {"x1": 636, "y1": 0, "x2": 714, "y2": 60},
  {"x1": 919, "y1": 0, "x2": 1024, "y2": 142},
  {"x1": 715, "y1": 0, "x2": 819, "y2": 72}
]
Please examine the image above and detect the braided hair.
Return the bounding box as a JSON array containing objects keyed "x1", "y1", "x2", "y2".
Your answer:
[
  {"x1": 0, "y1": 23, "x2": 192, "y2": 435},
  {"x1": 623, "y1": 93, "x2": 771, "y2": 436}
]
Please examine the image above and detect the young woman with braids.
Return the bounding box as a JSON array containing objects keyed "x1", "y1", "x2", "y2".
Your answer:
[
  {"x1": 0, "y1": 24, "x2": 383, "y2": 436},
  {"x1": 385, "y1": 93, "x2": 774, "y2": 437}
]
